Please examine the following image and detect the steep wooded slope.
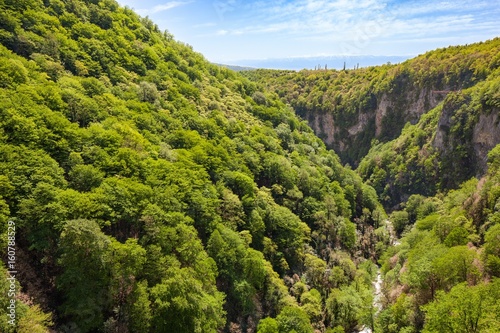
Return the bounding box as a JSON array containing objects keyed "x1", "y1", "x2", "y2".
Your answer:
[
  {"x1": 0, "y1": 0, "x2": 385, "y2": 332},
  {"x1": 374, "y1": 144, "x2": 500, "y2": 332}
]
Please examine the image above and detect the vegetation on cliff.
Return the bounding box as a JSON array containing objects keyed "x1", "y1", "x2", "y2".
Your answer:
[
  {"x1": 243, "y1": 38, "x2": 500, "y2": 167},
  {"x1": 376, "y1": 145, "x2": 500, "y2": 332},
  {"x1": 357, "y1": 71, "x2": 500, "y2": 208}
]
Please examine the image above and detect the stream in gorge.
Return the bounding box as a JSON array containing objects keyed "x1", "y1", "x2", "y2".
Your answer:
[
  {"x1": 358, "y1": 269, "x2": 383, "y2": 333},
  {"x1": 359, "y1": 220, "x2": 396, "y2": 333}
]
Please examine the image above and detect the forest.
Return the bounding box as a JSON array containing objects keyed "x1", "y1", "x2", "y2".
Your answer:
[{"x1": 0, "y1": 0, "x2": 499, "y2": 332}]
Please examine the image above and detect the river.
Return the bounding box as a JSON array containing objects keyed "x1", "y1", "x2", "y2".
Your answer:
[
  {"x1": 359, "y1": 219, "x2": 396, "y2": 332},
  {"x1": 358, "y1": 269, "x2": 383, "y2": 333}
]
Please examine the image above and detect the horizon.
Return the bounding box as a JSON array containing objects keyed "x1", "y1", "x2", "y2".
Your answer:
[
  {"x1": 219, "y1": 54, "x2": 413, "y2": 70},
  {"x1": 115, "y1": 0, "x2": 500, "y2": 69}
]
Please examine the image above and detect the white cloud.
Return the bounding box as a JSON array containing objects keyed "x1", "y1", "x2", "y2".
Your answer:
[
  {"x1": 211, "y1": 0, "x2": 390, "y2": 37},
  {"x1": 193, "y1": 22, "x2": 217, "y2": 28},
  {"x1": 136, "y1": 1, "x2": 193, "y2": 15},
  {"x1": 221, "y1": 0, "x2": 496, "y2": 49}
]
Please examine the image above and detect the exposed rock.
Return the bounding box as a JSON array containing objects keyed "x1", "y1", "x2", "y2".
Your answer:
[
  {"x1": 349, "y1": 112, "x2": 370, "y2": 136},
  {"x1": 308, "y1": 111, "x2": 336, "y2": 147},
  {"x1": 303, "y1": 87, "x2": 442, "y2": 164},
  {"x1": 434, "y1": 99, "x2": 500, "y2": 180},
  {"x1": 374, "y1": 94, "x2": 390, "y2": 137},
  {"x1": 473, "y1": 111, "x2": 500, "y2": 174}
]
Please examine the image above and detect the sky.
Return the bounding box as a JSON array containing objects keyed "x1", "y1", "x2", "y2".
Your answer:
[{"x1": 115, "y1": 0, "x2": 500, "y2": 67}]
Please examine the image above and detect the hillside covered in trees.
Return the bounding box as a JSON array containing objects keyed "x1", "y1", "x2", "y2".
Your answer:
[
  {"x1": 244, "y1": 39, "x2": 500, "y2": 208},
  {"x1": 0, "y1": 0, "x2": 387, "y2": 332},
  {"x1": 1, "y1": 0, "x2": 500, "y2": 332}
]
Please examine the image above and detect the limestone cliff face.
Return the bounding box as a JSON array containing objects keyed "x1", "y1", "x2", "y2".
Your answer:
[
  {"x1": 307, "y1": 111, "x2": 336, "y2": 148},
  {"x1": 434, "y1": 102, "x2": 500, "y2": 179},
  {"x1": 297, "y1": 82, "x2": 499, "y2": 197},
  {"x1": 302, "y1": 85, "x2": 443, "y2": 165},
  {"x1": 473, "y1": 112, "x2": 500, "y2": 173},
  {"x1": 251, "y1": 38, "x2": 500, "y2": 171},
  {"x1": 374, "y1": 88, "x2": 441, "y2": 136}
]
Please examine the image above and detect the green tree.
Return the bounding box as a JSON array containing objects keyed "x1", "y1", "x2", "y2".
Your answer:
[
  {"x1": 266, "y1": 205, "x2": 310, "y2": 269},
  {"x1": 57, "y1": 219, "x2": 112, "y2": 332},
  {"x1": 423, "y1": 281, "x2": 500, "y2": 333},
  {"x1": 326, "y1": 286, "x2": 363, "y2": 332},
  {"x1": 125, "y1": 281, "x2": 151, "y2": 333},
  {"x1": 433, "y1": 246, "x2": 481, "y2": 289},
  {"x1": 303, "y1": 254, "x2": 327, "y2": 291},
  {"x1": 300, "y1": 288, "x2": 323, "y2": 323},
  {"x1": 484, "y1": 224, "x2": 500, "y2": 277},
  {"x1": 150, "y1": 266, "x2": 225, "y2": 333},
  {"x1": 17, "y1": 305, "x2": 53, "y2": 333},
  {"x1": 391, "y1": 210, "x2": 409, "y2": 236},
  {"x1": 69, "y1": 164, "x2": 104, "y2": 192},
  {"x1": 376, "y1": 293, "x2": 416, "y2": 333},
  {"x1": 206, "y1": 225, "x2": 246, "y2": 281},
  {"x1": 257, "y1": 317, "x2": 279, "y2": 333},
  {"x1": 276, "y1": 306, "x2": 313, "y2": 333},
  {"x1": 243, "y1": 248, "x2": 266, "y2": 289}
]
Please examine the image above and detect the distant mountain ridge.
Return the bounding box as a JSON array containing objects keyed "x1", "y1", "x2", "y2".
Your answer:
[
  {"x1": 230, "y1": 55, "x2": 411, "y2": 70},
  {"x1": 212, "y1": 63, "x2": 256, "y2": 71}
]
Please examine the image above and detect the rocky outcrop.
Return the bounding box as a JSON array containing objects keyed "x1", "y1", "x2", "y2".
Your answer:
[
  {"x1": 472, "y1": 112, "x2": 500, "y2": 174},
  {"x1": 253, "y1": 38, "x2": 500, "y2": 170},
  {"x1": 432, "y1": 91, "x2": 500, "y2": 188},
  {"x1": 308, "y1": 111, "x2": 336, "y2": 147},
  {"x1": 302, "y1": 86, "x2": 443, "y2": 166},
  {"x1": 374, "y1": 88, "x2": 441, "y2": 136}
]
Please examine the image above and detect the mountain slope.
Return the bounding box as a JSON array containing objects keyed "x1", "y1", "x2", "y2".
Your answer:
[
  {"x1": 357, "y1": 70, "x2": 500, "y2": 208},
  {"x1": 374, "y1": 143, "x2": 500, "y2": 332},
  {"x1": 0, "y1": 0, "x2": 385, "y2": 332}
]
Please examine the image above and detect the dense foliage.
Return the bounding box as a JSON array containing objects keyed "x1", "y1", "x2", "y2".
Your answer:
[
  {"x1": 0, "y1": 0, "x2": 386, "y2": 332},
  {"x1": 2, "y1": 0, "x2": 499, "y2": 332},
  {"x1": 376, "y1": 146, "x2": 500, "y2": 332},
  {"x1": 357, "y1": 69, "x2": 500, "y2": 208}
]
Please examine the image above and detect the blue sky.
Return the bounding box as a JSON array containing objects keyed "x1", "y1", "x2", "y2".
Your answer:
[{"x1": 115, "y1": 0, "x2": 500, "y2": 65}]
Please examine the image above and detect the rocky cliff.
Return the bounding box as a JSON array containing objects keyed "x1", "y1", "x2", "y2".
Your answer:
[
  {"x1": 356, "y1": 77, "x2": 500, "y2": 209},
  {"x1": 303, "y1": 84, "x2": 444, "y2": 165}
]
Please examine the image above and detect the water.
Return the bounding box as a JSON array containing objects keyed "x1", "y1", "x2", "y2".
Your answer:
[
  {"x1": 359, "y1": 219, "x2": 400, "y2": 332},
  {"x1": 359, "y1": 325, "x2": 372, "y2": 333},
  {"x1": 358, "y1": 270, "x2": 383, "y2": 333},
  {"x1": 359, "y1": 219, "x2": 395, "y2": 332},
  {"x1": 373, "y1": 272, "x2": 383, "y2": 312}
]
